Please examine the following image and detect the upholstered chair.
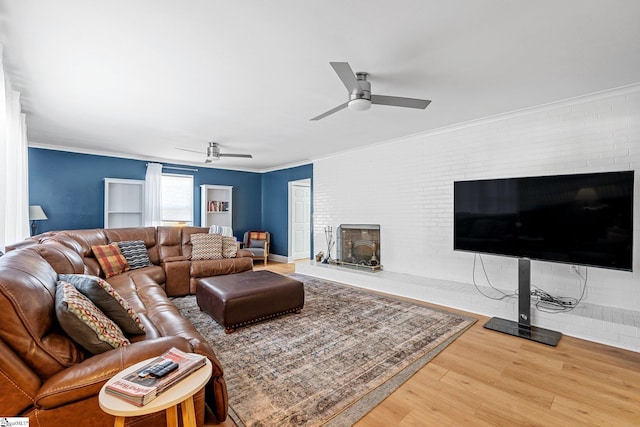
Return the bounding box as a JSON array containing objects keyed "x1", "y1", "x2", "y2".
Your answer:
[{"x1": 242, "y1": 231, "x2": 270, "y2": 265}]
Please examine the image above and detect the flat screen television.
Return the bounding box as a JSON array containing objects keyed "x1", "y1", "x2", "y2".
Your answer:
[{"x1": 454, "y1": 171, "x2": 634, "y2": 271}]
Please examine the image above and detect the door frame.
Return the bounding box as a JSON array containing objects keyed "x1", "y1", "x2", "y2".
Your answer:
[{"x1": 287, "y1": 178, "x2": 311, "y2": 262}]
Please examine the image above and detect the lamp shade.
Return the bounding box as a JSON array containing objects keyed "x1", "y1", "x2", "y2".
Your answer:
[{"x1": 29, "y1": 205, "x2": 48, "y2": 221}]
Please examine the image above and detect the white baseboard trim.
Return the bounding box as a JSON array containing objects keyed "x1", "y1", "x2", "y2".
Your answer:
[{"x1": 269, "y1": 253, "x2": 289, "y2": 264}]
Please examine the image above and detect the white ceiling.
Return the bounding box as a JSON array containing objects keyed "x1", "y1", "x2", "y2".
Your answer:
[{"x1": 1, "y1": 1, "x2": 639, "y2": 172}]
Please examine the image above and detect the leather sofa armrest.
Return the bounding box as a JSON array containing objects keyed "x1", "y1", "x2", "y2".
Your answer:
[
  {"x1": 162, "y1": 259, "x2": 192, "y2": 296},
  {"x1": 35, "y1": 336, "x2": 192, "y2": 410},
  {"x1": 163, "y1": 255, "x2": 188, "y2": 262}
]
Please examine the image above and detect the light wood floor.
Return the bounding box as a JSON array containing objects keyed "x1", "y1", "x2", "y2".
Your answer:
[{"x1": 213, "y1": 261, "x2": 640, "y2": 426}]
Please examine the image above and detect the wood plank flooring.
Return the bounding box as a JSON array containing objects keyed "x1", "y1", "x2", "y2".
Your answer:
[{"x1": 211, "y1": 261, "x2": 640, "y2": 426}]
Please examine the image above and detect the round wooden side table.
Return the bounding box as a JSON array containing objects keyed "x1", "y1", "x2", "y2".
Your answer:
[{"x1": 99, "y1": 357, "x2": 212, "y2": 427}]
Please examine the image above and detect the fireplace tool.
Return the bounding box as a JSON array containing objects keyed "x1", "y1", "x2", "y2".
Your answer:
[{"x1": 323, "y1": 226, "x2": 335, "y2": 264}]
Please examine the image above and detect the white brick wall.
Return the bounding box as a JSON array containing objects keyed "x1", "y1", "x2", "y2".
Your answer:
[{"x1": 310, "y1": 85, "x2": 640, "y2": 350}]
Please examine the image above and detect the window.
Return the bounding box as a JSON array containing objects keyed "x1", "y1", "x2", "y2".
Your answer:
[{"x1": 161, "y1": 174, "x2": 194, "y2": 226}]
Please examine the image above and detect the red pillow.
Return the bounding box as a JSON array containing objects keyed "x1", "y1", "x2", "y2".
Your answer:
[{"x1": 92, "y1": 244, "x2": 130, "y2": 278}]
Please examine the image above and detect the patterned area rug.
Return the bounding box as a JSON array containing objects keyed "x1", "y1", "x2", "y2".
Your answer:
[{"x1": 172, "y1": 274, "x2": 476, "y2": 426}]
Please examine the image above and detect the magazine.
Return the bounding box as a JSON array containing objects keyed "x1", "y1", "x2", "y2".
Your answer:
[{"x1": 105, "y1": 347, "x2": 207, "y2": 406}]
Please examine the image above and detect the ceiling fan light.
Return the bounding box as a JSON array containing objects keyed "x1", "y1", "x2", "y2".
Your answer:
[{"x1": 348, "y1": 98, "x2": 371, "y2": 111}]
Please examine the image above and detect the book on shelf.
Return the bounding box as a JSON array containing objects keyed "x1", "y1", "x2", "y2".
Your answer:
[{"x1": 104, "y1": 347, "x2": 207, "y2": 407}]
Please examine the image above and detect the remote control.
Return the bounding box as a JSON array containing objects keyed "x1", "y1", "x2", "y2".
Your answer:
[
  {"x1": 149, "y1": 361, "x2": 179, "y2": 377},
  {"x1": 138, "y1": 360, "x2": 177, "y2": 378}
]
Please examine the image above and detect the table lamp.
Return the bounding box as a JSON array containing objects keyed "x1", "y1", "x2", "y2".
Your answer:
[{"x1": 29, "y1": 205, "x2": 48, "y2": 236}]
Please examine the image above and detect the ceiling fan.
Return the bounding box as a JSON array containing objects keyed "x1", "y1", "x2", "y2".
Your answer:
[
  {"x1": 177, "y1": 142, "x2": 253, "y2": 163},
  {"x1": 311, "y1": 62, "x2": 431, "y2": 121}
]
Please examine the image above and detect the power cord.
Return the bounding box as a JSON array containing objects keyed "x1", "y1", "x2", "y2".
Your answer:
[
  {"x1": 531, "y1": 266, "x2": 587, "y2": 313},
  {"x1": 472, "y1": 254, "x2": 518, "y2": 301},
  {"x1": 472, "y1": 254, "x2": 588, "y2": 313}
]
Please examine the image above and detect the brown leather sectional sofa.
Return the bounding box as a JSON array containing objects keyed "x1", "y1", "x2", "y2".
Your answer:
[{"x1": 0, "y1": 226, "x2": 253, "y2": 426}]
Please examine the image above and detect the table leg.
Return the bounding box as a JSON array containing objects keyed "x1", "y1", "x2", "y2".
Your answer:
[
  {"x1": 181, "y1": 395, "x2": 197, "y2": 427},
  {"x1": 166, "y1": 404, "x2": 179, "y2": 427},
  {"x1": 114, "y1": 416, "x2": 125, "y2": 427}
]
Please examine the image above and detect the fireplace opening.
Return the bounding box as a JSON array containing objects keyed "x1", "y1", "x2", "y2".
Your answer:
[{"x1": 336, "y1": 224, "x2": 382, "y2": 271}]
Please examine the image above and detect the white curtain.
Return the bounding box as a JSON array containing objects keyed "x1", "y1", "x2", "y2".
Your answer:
[
  {"x1": 0, "y1": 44, "x2": 30, "y2": 251},
  {"x1": 144, "y1": 163, "x2": 163, "y2": 226}
]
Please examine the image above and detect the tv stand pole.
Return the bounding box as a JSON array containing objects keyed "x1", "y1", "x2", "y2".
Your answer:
[{"x1": 483, "y1": 258, "x2": 562, "y2": 346}]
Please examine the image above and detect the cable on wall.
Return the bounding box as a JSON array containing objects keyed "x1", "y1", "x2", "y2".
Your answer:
[
  {"x1": 472, "y1": 254, "x2": 518, "y2": 301},
  {"x1": 472, "y1": 254, "x2": 588, "y2": 313}
]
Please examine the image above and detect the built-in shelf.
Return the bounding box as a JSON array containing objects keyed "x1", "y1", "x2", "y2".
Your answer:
[
  {"x1": 104, "y1": 178, "x2": 144, "y2": 228},
  {"x1": 200, "y1": 185, "x2": 232, "y2": 229}
]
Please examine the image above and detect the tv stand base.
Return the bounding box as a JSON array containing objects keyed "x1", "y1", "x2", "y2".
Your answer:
[{"x1": 484, "y1": 317, "x2": 562, "y2": 346}]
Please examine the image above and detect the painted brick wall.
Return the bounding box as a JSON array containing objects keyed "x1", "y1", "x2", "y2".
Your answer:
[{"x1": 313, "y1": 85, "x2": 640, "y2": 315}]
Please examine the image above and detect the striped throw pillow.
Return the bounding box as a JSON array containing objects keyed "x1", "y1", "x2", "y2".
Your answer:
[
  {"x1": 117, "y1": 240, "x2": 152, "y2": 270},
  {"x1": 222, "y1": 236, "x2": 238, "y2": 258},
  {"x1": 191, "y1": 233, "x2": 223, "y2": 260}
]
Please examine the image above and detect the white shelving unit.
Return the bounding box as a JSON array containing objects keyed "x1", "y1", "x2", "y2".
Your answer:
[
  {"x1": 104, "y1": 178, "x2": 144, "y2": 228},
  {"x1": 200, "y1": 185, "x2": 232, "y2": 229}
]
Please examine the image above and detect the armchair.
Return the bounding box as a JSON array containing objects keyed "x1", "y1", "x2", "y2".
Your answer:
[{"x1": 242, "y1": 231, "x2": 270, "y2": 265}]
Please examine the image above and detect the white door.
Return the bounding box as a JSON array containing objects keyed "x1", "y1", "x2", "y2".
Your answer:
[{"x1": 290, "y1": 181, "x2": 311, "y2": 260}]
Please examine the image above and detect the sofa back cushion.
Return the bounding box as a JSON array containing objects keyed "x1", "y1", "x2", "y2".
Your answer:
[
  {"x1": 105, "y1": 227, "x2": 160, "y2": 265},
  {"x1": 57, "y1": 229, "x2": 109, "y2": 276},
  {"x1": 32, "y1": 240, "x2": 86, "y2": 274},
  {"x1": 157, "y1": 226, "x2": 182, "y2": 260},
  {"x1": 0, "y1": 249, "x2": 84, "y2": 379}
]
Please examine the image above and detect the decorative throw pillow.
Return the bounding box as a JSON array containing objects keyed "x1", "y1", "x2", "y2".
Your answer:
[
  {"x1": 248, "y1": 231, "x2": 267, "y2": 248},
  {"x1": 55, "y1": 281, "x2": 130, "y2": 354},
  {"x1": 117, "y1": 240, "x2": 152, "y2": 270},
  {"x1": 191, "y1": 233, "x2": 223, "y2": 260},
  {"x1": 249, "y1": 239, "x2": 266, "y2": 249},
  {"x1": 92, "y1": 244, "x2": 130, "y2": 278},
  {"x1": 58, "y1": 274, "x2": 145, "y2": 335},
  {"x1": 222, "y1": 236, "x2": 238, "y2": 258}
]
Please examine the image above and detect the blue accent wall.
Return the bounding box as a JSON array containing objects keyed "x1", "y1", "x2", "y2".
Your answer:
[
  {"x1": 28, "y1": 148, "x2": 312, "y2": 255},
  {"x1": 28, "y1": 148, "x2": 262, "y2": 240},
  {"x1": 261, "y1": 164, "x2": 313, "y2": 257}
]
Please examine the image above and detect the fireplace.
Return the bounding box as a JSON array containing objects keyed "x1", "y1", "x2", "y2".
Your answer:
[{"x1": 336, "y1": 224, "x2": 382, "y2": 271}]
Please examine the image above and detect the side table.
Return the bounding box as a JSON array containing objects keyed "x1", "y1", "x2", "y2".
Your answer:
[{"x1": 99, "y1": 357, "x2": 212, "y2": 427}]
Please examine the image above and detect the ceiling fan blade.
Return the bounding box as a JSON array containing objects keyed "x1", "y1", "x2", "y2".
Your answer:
[
  {"x1": 176, "y1": 147, "x2": 205, "y2": 154},
  {"x1": 330, "y1": 62, "x2": 359, "y2": 93},
  {"x1": 371, "y1": 94, "x2": 431, "y2": 109},
  {"x1": 218, "y1": 153, "x2": 253, "y2": 158},
  {"x1": 310, "y1": 101, "x2": 349, "y2": 121}
]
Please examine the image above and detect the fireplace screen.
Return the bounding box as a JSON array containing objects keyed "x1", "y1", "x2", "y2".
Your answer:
[{"x1": 336, "y1": 224, "x2": 381, "y2": 271}]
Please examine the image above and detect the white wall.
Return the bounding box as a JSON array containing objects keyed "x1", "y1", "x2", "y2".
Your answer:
[{"x1": 312, "y1": 85, "x2": 640, "y2": 316}]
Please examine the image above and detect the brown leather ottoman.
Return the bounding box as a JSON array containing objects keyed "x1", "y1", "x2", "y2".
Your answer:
[{"x1": 196, "y1": 270, "x2": 304, "y2": 333}]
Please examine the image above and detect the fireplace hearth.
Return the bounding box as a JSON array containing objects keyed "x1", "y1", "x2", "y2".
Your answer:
[{"x1": 336, "y1": 224, "x2": 382, "y2": 271}]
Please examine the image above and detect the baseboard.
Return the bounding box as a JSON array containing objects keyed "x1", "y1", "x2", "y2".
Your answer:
[{"x1": 269, "y1": 253, "x2": 288, "y2": 264}]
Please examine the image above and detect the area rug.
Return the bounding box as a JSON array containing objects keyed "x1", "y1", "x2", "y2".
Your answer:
[{"x1": 172, "y1": 274, "x2": 476, "y2": 426}]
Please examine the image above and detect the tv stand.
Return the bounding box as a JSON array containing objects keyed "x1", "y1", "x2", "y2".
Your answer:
[{"x1": 483, "y1": 258, "x2": 562, "y2": 346}]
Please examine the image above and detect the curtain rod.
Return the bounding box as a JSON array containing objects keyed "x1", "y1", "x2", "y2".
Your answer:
[{"x1": 146, "y1": 163, "x2": 198, "y2": 172}]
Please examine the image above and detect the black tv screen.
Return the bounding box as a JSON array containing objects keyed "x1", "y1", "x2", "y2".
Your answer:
[{"x1": 454, "y1": 171, "x2": 634, "y2": 271}]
